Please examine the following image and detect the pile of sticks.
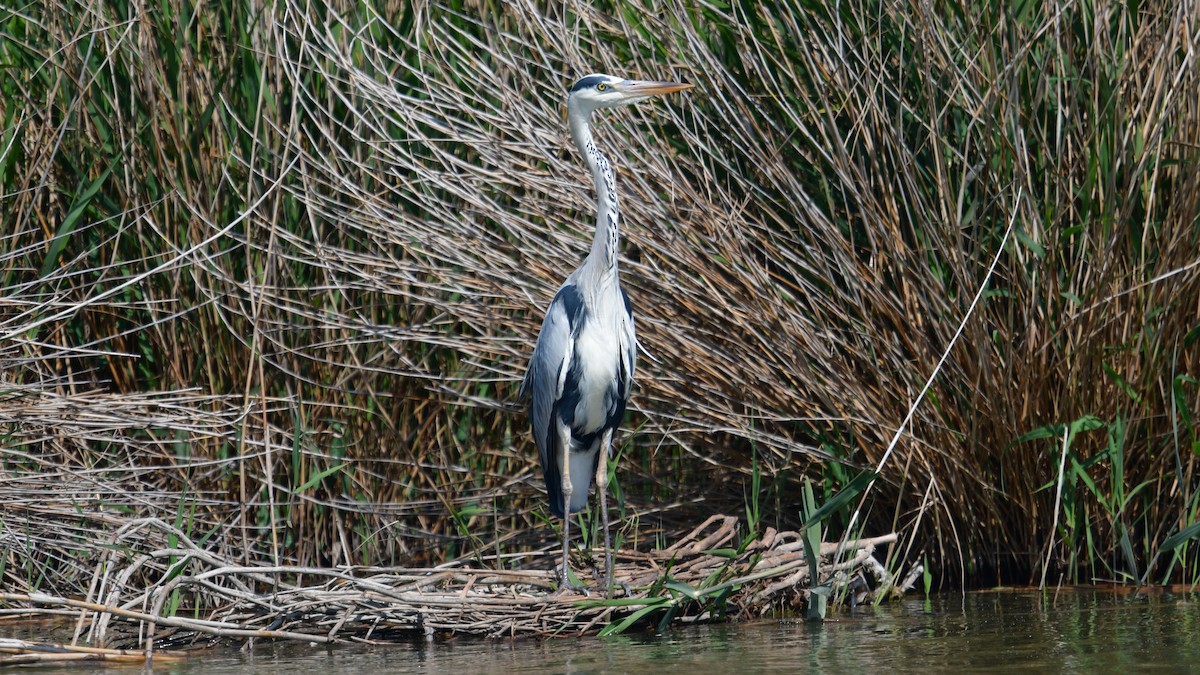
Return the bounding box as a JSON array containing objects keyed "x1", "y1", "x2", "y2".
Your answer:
[{"x1": 1, "y1": 515, "x2": 906, "y2": 654}]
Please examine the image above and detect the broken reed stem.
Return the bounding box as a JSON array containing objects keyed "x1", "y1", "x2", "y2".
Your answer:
[
  {"x1": 1040, "y1": 425, "x2": 1072, "y2": 589},
  {"x1": 0, "y1": 638, "x2": 184, "y2": 666},
  {"x1": 4, "y1": 0, "x2": 1198, "y2": 595},
  {"x1": 0, "y1": 516, "x2": 900, "y2": 646},
  {"x1": 0, "y1": 593, "x2": 336, "y2": 645}
]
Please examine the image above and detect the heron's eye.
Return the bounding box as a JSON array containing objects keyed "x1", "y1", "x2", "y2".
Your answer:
[{"x1": 596, "y1": 83, "x2": 608, "y2": 91}]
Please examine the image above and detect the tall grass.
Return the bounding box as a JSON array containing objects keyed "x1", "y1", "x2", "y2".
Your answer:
[{"x1": 1, "y1": 0, "x2": 1197, "y2": 597}]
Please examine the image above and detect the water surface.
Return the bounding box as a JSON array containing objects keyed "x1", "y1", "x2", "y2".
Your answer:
[{"x1": 7, "y1": 588, "x2": 1199, "y2": 673}]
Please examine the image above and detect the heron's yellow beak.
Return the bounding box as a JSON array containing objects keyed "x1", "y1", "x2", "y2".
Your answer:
[{"x1": 620, "y1": 80, "x2": 694, "y2": 96}]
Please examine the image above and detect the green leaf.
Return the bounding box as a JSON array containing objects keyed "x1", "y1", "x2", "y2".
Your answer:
[
  {"x1": 40, "y1": 165, "x2": 114, "y2": 278},
  {"x1": 657, "y1": 602, "x2": 681, "y2": 633},
  {"x1": 1015, "y1": 424, "x2": 1065, "y2": 445},
  {"x1": 455, "y1": 503, "x2": 490, "y2": 517},
  {"x1": 799, "y1": 471, "x2": 877, "y2": 529},
  {"x1": 1014, "y1": 224, "x2": 1046, "y2": 257},
  {"x1": 807, "y1": 584, "x2": 830, "y2": 621},
  {"x1": 294, "y1": 462, "x2": 347, "y2": 494},
  {"x1": 564, "y1": 565, "x2": 585, "y2": 589},
  {"x1": 598, "y1": 601, "x2": 666, "y2": 636},
  {"x1": 576, "y1": 597, "x2": 658, "y2": 608},
  {"x1": 1070, "y1": 457, "x2": 1101, "y2": 502},
  {"x1": 1102, "y1": 364, "x2": 1143, "y2": 404},
  {"x1": 1161, "y1": 522, "x2": 1200, "y2": 552},
  {"x1": 1068, "y1": 415, "x2": 1105, "y2": 435},
  {"x1": 801, "y1": 479, "x2": 821, "y2": 585},
  {"x1": 663, "y1": 578, "x2": 700, "y2": 600},
  {"x1": 1118, "y1": 525, "x2": 1138, "y2": 578}
]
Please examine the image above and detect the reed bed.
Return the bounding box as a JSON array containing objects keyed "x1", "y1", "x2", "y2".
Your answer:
[
  {"x1": 1, "y1": 0, "x2": 1198, "y2": 626},
  {"x1": 0, "y1": 515, "x2": 900, "y2": 650}
]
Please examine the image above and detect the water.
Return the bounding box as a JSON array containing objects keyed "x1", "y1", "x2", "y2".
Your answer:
[{"x1": 6, "y1": 589, "x2": 1199, "y2": 673}]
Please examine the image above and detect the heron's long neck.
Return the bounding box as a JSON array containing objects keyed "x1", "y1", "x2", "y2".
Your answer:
[{"x1": 570, "y1": 112, "x2": 620, "y2": 279}]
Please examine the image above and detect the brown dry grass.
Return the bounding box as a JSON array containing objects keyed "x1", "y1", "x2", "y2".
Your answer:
[
  {"x1": 0, "y1": 517, "x2": 901, "y2": 645},
  {"x1": 0, "y1": 0, "x2": 1197, "y2": 610}
]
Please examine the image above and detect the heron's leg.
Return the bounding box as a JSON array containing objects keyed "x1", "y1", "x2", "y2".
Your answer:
[
  {"x1": 558, "y1": 423, "x2": 574, "y2": 586},
  {"x1": 595, "y1": 429, "x2": 614, "y2": 597}
]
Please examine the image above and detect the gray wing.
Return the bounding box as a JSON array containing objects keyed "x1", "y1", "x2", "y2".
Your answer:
[
  {"x1": 618, "y1": 288, "x2": 636, "y2": 403},
  {"x1": 520, "y1": 284, "x2": 583, "y2": 468}
]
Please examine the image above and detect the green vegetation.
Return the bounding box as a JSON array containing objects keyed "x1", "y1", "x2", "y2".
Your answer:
[{"x1": 1, "y1": 0, "x2": 1197, "y2": 606}]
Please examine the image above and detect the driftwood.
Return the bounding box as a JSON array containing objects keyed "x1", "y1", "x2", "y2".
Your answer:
[
  {"x1": 0, "y1": 515, "x2": 908, "y2": 658},
  {"x1": 0, "y1": 638, "x2": 184, "y2": 666}
]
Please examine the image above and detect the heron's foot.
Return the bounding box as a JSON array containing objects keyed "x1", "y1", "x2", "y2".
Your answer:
[{"x1": 551, "y1": 565, "x2": 592, "y2": 597}]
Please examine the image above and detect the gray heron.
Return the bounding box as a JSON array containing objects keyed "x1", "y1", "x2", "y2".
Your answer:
[{"x1": 520, "y1": 73, "x2": 691, "y2": 595}]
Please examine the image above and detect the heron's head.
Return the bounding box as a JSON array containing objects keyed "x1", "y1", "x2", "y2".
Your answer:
[{"x1": 566, "y1": 73, "x2": 692, "y2": 117}]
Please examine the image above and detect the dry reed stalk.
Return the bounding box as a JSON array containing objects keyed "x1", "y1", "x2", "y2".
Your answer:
[
  {"x1": 1, "y1": 516, "x2": 899, "y2": 644},
  {"x1": 1, "y1": 0, "x2": 1197, "y2": 594},
  {"x1": 0, "y1": 638, "x2": 183, "y2": 666}
]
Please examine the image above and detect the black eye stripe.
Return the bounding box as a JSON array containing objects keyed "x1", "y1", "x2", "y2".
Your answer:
[{"x1": 570, "y1": 75, "x2": 608, "y2": 92}]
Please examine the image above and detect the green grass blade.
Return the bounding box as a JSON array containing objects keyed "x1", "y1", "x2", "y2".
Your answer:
[
  {"x1": 294, "y1": 463, "x2": 347, "y2": 494},
  {"x1": 39, "y1": 165, "x2": 114, "y2": 278},
  {"x1": 1161, "y1": 522, "x2": 1200, "y2": 552}
]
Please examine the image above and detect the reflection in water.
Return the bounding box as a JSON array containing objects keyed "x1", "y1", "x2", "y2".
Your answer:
[{"x1": 5, "y1": 589, "x2": 1199, "y2": 673}]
